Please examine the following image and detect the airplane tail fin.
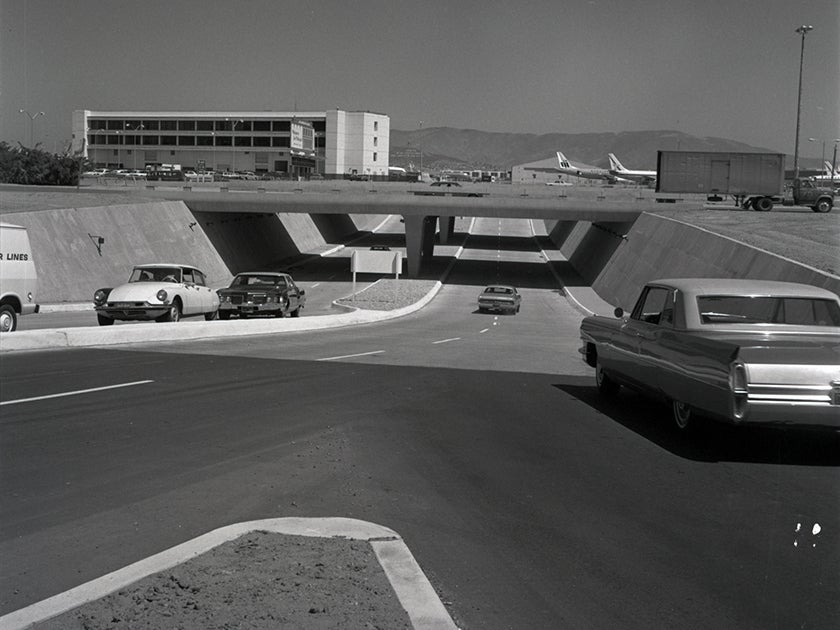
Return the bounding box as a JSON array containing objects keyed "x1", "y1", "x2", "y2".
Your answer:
[
  {"x1": 608, "y1": 153, "x2": 625, "y2": 172},
  {"x1": 557, "y1": 152, "x2": 572, "y2": 169}
]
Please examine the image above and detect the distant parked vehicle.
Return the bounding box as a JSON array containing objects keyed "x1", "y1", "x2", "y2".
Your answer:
[{"x1": 0, "y1": 222, "x2": 39, "y2": 332}]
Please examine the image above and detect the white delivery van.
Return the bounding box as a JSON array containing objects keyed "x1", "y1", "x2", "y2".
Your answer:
[{"x1": 0, "y1": 222, "x2": 39, "y2": 332}]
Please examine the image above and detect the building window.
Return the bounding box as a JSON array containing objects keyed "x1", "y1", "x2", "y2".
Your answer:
[
  {"x1": 107, "y1": 135, "x2": 120, "y2": 145},
  {"x1": 142, "y1": 135, "x2": 159, "y2": 145},
  {"x1": 373, "y1": 137, "x2": 378, "y2": 146},
  {"x1": 374, "y1": 121, "x2": 378, "y2": 131},
  {"x1": 253, "y1": 121, "x2": 271, "y2": 131},
  {"x1": 178, "y1": 120, "x2": 195, "y2": 131},
  {"x1": 215, "y1": 136, "x2": 232, "y2": 146},
  {"x1": 272, "y1": 121, "x2": 290, "y2": 132},
  {"x1": 312, "y1": 121, "x2": 326, "y2": 132},
  {"x1": 161, "y1": 135, "x2": 177, "y2": 145},
  {"x1": 272, "y1": 137, "x2": 290, "y2": 147},
  {"x1": 197, "y1": 136, "x2": 214, "y2": 146},
  {"x1": 234, "y1": 136, "x2": 251, "y2": 147},
  {"x1": 253, "y1": 137, "x2": 271, "y2": 147},
  {"x1": 89, "y1": 119, "x2": 107, "y2": 130},
  {"x1": 196, "y1": 120, "x2": 213, "y2": 131},
  {"x1": 160, "y1": 120, "x2": 177, "y2": 131},
  {"x1": 373, "y1": 152, "x2": 377, "y2": 162},
  {"x1": 142, "y1": 120, "x2": 159, "y2": 131},
  {"x1": 178, "y1": 136, "x2": 195, "y2": 146},
  {"x1": 215, "y1": 120, "x2": 232, "y2": 131}
]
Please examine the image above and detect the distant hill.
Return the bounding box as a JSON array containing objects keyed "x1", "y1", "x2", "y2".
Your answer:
[{"x1": 389, "y1": 128, "x2": 813, "y2": 172}]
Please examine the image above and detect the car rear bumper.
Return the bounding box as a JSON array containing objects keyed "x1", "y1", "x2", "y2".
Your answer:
[{"x1": 737, "y1": 401, "x2": 840, "y2": 428}]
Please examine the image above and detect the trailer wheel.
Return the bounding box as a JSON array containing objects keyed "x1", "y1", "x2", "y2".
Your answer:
[
  {"x1": 812, "y1": 198, "x2": 832, "y2": 213},
  {"x1": 753, "y1": 196, "x2": 774, "y2": 212}
]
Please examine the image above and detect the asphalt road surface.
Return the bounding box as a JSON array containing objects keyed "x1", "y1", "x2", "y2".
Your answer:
[{"x1": 2, "y1": 218, "x2": 838, "y2": 629}]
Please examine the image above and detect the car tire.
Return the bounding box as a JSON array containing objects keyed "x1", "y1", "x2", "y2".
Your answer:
[
  {"x1": 753, "y1": 196, "x2": 773, "y2": 212},
  {"x1": 595, "y1": 361, "x2": 620, "y2": 396},
  {"x1": 0, "y1": 304, "x2": 18, "y2": 333},
  {"x1": 158, "y1": 299, "x2": 182, "y2": 323},
  {"x1": 96, "y1": 313, "x2": 114, "y2": 327},
  {"x1": 204, "y1": 310, "x2": 218, "y2": 321},
  {"x1": 812, "y1": 199, "x2": 832, "y2": 213},
  {"x1": 218, "y1": 311, "x2": 231, "y2": 320},
  {"x1": 672, "y1": 400, "x2": 694, "y2": 431},
  {"x1": 290, "y1": 306, "x2": 301, "y2": 318}
]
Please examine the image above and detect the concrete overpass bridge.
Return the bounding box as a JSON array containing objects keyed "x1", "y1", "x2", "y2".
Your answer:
[{"x1": 144, "y1": 187, "x2": 679, "y2": 276}]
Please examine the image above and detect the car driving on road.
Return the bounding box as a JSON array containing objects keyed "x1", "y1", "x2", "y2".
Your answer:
[
  {"x1": 217, "y1": 272, "x2": 306, "y2": 319},
  {"x1": 478, "y1": 285, "x2": 521, "y2": 314},
  {"x1": 93, "y1": 264, "x2": 220, "y2": 325}
]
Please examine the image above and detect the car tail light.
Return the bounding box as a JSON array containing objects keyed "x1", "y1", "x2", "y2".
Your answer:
[
  {"x1": 729, "y1": 361, "x2": 748, "y2": 420},
  {"x1": 156, "y1": 289, "x2": 169, "y2": 303}
]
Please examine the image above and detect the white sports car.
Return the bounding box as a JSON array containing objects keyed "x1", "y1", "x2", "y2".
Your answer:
[{"x1": 93, "y1": 264, "x2": 220, "y2": 326}]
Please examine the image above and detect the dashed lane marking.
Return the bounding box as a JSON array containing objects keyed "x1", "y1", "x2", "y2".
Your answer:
[
  {"x1": 1, "y1": 380, "x2": 155, "y2": 406},
  {"x1": 432, "y1": 337, "x2": 461, "y2": 344},
  {"x1": 318, "y1": 350, "x2": 385, "y2": 361}
]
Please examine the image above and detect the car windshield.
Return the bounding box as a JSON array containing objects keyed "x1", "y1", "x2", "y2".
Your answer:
[
  {"x1": 231, "y1": 275, "x2": 286, "y2": 288},
  {"x1": 697, "y1": 295, "x2": 840, "y2": 326},
  {"x1": 129, "y1": 267, "x2": 182, "y2": 283}
]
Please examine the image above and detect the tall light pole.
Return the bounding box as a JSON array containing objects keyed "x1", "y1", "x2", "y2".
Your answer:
[
  {"x1": 226, "y1": 118, "x2": 244, "y2": 173},
  {"x1": 18, "y1": 109, "x2": 45, "y2": 147},
  {"x1": 793, "y1": 25, "x2": 814, "y2": 181},
  {"x1": 211, "y1": 132, "x2": 216, "y2": 171},
  {"x1": 126, "y1": 123, "x2": 144, "y2": 169}
]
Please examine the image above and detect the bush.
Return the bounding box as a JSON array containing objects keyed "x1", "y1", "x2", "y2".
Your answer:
[{"x1": 0, "y1": 141, "x2": 89, "y2": 186}]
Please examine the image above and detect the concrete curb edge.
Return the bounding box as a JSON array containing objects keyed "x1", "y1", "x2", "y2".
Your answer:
[{"x1": 0, "y1": 517, "x2": 459, "y2": 630}]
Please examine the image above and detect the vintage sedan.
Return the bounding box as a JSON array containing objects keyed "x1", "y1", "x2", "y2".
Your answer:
[
  {"x1": 579, "y1": 278, "x2": 840, "y2": 430},
  {"x1": 93, "y1": 264, "x2": 220, "y2": 325},
  {"x1": 478, "y1": 285, "x2": 521, "y2": 314},
  {"x1": 217, "y1": 272, "x2": 306, "y2": 319}
]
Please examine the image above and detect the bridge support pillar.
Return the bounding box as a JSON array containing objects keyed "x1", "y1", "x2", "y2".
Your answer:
[
  {"x1": 404, "y1": 214, "x2": 437, "y2": 277},
  {"x1": 438, "y1": 216, "x2": 455, "y2": 244}
]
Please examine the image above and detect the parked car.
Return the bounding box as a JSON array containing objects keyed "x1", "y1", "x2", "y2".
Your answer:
[
  {"x1": 348, "y1": 173, "x2": 370, "y2": 181},
  {"x1": 217, "y1": 272, "x2": 306, "y2": 319},
  {"x1": 478, "y1": 285, "x2": 521, "y2": 314},
  {"x1": 579, "y1": 278, "x2": 840, "y2": 430},
  {"x1": 93, "y1": 264, "x2": 219, "y2": 325},
  {"x1": 431, "y1": 181, "x2": 461, "y2": 188}
]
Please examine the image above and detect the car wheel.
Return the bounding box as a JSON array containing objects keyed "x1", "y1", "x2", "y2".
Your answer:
[
  {"x1": 204, "y1": 310, "x2": 218, "y2": 321},
  {"x1": 290, "y1": 306, "x2": 301, "y2": 318},
  {"x1": 812, "y1": 199, "x2": 832, "y2": 213},
  {"x1": 219, "y1": 311, "x2": 231, "y2": 320},
  {"x1": 96, "y1": 313, "x2": 114, "y2": 327},
  {"x1": 595, "y1": 361, "x2": 620, "y2": 396},
  {"x1": 0, "y1": 304, "x2": 18, "y2": 332},
  {"x1": 158, "y1": 299, "x2": 182, "y2": 323},
  {"x1": 672, "y1": 400, "x2": 693, "y2": 430},
  {"x1": 753, "y1": 196, "x2": 773, "y2": 212}
]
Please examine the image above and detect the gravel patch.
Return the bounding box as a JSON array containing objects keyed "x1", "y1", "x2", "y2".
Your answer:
[{"x1": 335, "y1": 279, "x2": 439, "y2": 311}]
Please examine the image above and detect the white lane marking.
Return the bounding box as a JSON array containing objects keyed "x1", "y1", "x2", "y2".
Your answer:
[
  {"x1": 1, "y1": 380, "x2": 155, "y2": 406},
  {"x1": 479, "y1": 328, "x2": 490, "y2": 334},
  {"x1": 433, "y1": 337, "x2": 461, "y2": 345},
  {"x1": 318, "y1": 350, "x2": 385, "y2": 361},
  {"x1": 311, "y1": 282, "x2": 321, "y2": 288}
]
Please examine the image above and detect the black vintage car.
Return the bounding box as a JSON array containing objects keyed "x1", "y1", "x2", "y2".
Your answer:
[{"x1": 217, "y1": 272, "x2": 306, "y2": 319}]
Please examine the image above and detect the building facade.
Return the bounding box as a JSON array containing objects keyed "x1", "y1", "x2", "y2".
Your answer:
[{"x1": 72, "y1": 109, "x2": 390, "y2": 178}]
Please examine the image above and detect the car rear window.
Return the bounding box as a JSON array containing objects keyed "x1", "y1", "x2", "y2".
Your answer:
[{"x1": 697, "y1": 295, "x2": 840, "y2": 326}]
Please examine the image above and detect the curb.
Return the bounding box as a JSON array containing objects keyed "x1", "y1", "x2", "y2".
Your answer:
[{"x1": 0, "y1": 518, "x2": 459, "y2": 630}]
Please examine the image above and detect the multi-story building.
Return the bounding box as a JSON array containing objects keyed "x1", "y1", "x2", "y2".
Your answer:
[{"x1": 72, "y1": 109, "x2": 390, "y2": 179}]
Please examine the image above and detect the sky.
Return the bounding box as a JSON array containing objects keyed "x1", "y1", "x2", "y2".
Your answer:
[{"x1": 1, "y1": 0, "x2": 838, "y2": 156}]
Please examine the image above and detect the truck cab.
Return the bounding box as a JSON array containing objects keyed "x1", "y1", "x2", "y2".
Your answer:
[{"x1": 783, "y1": 178, "x2": 834, "y2": 213}]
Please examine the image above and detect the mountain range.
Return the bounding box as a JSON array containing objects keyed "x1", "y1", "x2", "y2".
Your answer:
[{"x1": 388, "y1": 128, "x2": 815, "y2": 172}]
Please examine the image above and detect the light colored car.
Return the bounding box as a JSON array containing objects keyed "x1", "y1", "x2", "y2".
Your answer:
[
  {"x1": 82, "y1": 168, "x2": 108, "y2": 177},
  {"x1": 217, "y1": 272, "x2": 305, "y2": 319},
  {"x1": 93, "y1": 264, "x2": 220, "y2": 326},
  {"x1": 579, "y1": 278, "x2": 840, "y2": 430},
  {"x1": 478, "y1": 285, "x2": 521, "y2": 314}
]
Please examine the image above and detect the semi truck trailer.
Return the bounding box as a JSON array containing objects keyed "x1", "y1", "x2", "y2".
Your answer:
[{"x1": 656, "y1": 150, "x2": 834, "y2": 213}]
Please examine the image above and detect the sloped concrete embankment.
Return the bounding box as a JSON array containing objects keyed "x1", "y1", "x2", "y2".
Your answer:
[
  {"x1": 5, "y1": 201, "x2": 386, "y2": 303},
  {"x1": 548, "y1": 213, "x2": 840, "y2": 310}
]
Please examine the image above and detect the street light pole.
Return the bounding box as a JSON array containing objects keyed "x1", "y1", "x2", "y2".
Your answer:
[
  {"x1": 832, "y1": 140, "x2": 839, "y2": 189},
  {"x1": 226, "y1": 118, "x2": 244, "y2": 174},
  {"x1": 126, "y1": 123, "x2": 144, "y2": 169},
  {"x1": 793, "y1": 25, "x2": 814, "y2": 181},
  {"x1": 18, "y1": 109, "x2": 45, "y2": 147}
]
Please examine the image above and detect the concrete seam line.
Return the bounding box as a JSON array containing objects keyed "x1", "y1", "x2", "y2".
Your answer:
[
  {"x1": 529, "y1": 224, "x2": 595, "y2": 317},
  {"x1": 0, "y1": 517, "x2": 414, "y2": 630},
  {"x1": 372, "y1": 538, "x2": 460, "y2": 630}
]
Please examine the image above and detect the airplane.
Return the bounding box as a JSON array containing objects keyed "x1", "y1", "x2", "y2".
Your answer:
[
  {"x1": 524, "y1": 152, "x2": 628, "y2": 183},
  {"x1": 607, "y1": 153, "x2": 657, "y2": 186},
  {"x1": 811, "y1": 160, "x2": 840, "y2": 183}
]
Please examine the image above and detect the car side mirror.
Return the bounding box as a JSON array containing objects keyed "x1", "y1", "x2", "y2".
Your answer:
[{"x1": 614, "y1": 307, "x2": 624, "y2": 318}]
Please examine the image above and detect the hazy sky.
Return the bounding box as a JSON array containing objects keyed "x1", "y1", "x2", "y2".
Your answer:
[{"x1": 2, "y1": 0, "x2": 838, "y2": 155}]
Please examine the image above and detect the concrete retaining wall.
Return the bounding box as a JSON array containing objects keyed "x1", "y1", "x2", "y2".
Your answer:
[
  {"x1": 551, "y1": 213, "x2": 840, "y2": 310},
  {"x1": 9, "y1": 201, "x2": 390, "y2": 303}
]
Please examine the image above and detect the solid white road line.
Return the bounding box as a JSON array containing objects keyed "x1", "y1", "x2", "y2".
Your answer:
[
  {"x1": 318, "y1": 350, "x2": 385, "y2": 361},
  {"x1": 432, "y1": 337, "x2": 461, "y2": 344},
  {"x1": 1, "y1": 380, "x2": 155, "y2": 406}
]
